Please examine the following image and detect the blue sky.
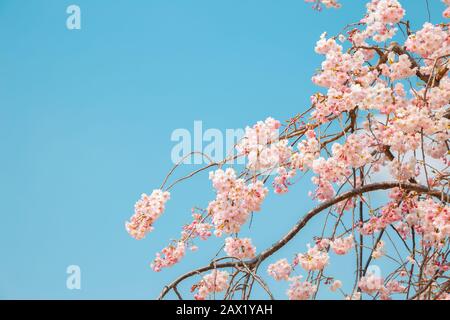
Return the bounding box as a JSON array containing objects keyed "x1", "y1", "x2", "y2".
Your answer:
[{"x1": 0, "y1": 0, "x2": 446, "y2": 299}]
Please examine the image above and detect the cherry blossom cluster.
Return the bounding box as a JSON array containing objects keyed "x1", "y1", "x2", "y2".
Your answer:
[
  {"x1": 286, "y1": 276, "x2": 317, "y2": 300},
  {"x1": 181, "y1": 213, "x2": 213, "y2": 242},
  {"x1": 151, "y1": 241, "x2": 185, "y2": 272},
  {"x1": 330, "y1": 280, "x2": 342, "y2": 292},
  {"x1": 125, "y1": 189, "x2": 170, "y2": 240},
  {"x1": 444, "y1": 0, "x2": 450, "y2": 18},
  {"x1": 361, "y1": 0, "x2": 405, "y2": 42},
  {"x1": 381, "y1": 53, "x2": 417, "y2": 80},
  {"x1": 267, "y1": 258, "x2": 292, "y2": 281},
  {"x1": 291, "y1": 129, "x2": 320, "y2": 171},
  {"x1": 236, "y1": 117, "x2": 291, "y2": 172},
  {"x1": 358, "y1": 272, "x2": 384, "y2": 294},
  {"x1": 128, "y1": 0, "x2": 450, "y2": 300},
  {"x1": 272, "y1": 166, "x2": 296, "y2": 194},
  {"x1": 273, "y1": 129, "x2": 320, "y2": 194},
  {"x1": 358, "y1": 273, "x2": 406, "y2": 299},
  {"x1": 333, "y1": 134, "x2": 374, "y2": 168},
  {"x1": 372, "y1": 240, "x2": 385, "y2": 259},
  {"x1": 208, "y1": 168, "x2": 268, "y2": 235},
  {"x1": 330, "y1": 235, "x2": 354, "y2": 255},
  {"x1": 294, "y1": 244, "x2": 330, "y2": 271},
  {"x1": 149, "y1": 211, "x2": 213, "y2": 272},
  {"x1": 304, "y1": 133, "x2": 374, "y2": 202},
  {"x1": 224, "y1": 237, "x2": 256, "y2": 260},
  {"x1": 405, "y1": 22, "x2": 449, "y2": 60},
  {"x1": 379, "y1": 280, "x2": 406, "y2": 300},
  {"x1": 193, "y1": 270, "x2": 229, "y2": 300},
  {"x1": 411, "y1": 199, "x2": 450, "y2": 246},
  {"x1": 361, "y1": 197, "x2": 450, "y2": 248}
]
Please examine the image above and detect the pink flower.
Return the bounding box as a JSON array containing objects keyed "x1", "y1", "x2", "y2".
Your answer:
[
  {"x1": 405, "y1": 23, "x2": 448, "y2": 58},
  {"x1": 151, "y1": 241, "x2": 186, "y2": 272},
  {"x1": 330, "y1": 280, "x2": 342, "y2": 292},
  {"x1": 224, "y1": 237, "x2": 256, "y2": 260},
  {"x1": 194, "y1": 270, "x2": 229, "y2": 300},
  {"x1": 389, "y1": 158, "x2": 417, "y2": 181},
  {"x1": 372, "y1": 240, "x2": 385, "y2": 259},
  {"x1": 330, "y1": 235, "x2": 354, "y2": 255},
  {"x1": 295, "y1": 245, "x2": 329, "y2": 271},
  {"x1": 383, "y1": 53, "x2": 417, "y2": 80},
  {"x1": 236, "y1": 118, "x2": 291, "y2": 172},
  {"x1": 273, "y1": 166, "x2": 296, "y2": 194},
  {"x1": 181, "y1": 213, "x2": 213, "y2": 241},
  {"x1": 358, "y1": 272, "x2": 384, "y2": 294},
  {"x1": 444, "y1": 6, "x2": 450, "y2": 18},
  {"x1": 267, "y1": 259, "x2": 292, "y2": 281},
  {"x1": 287, "y1": 276, "x2": 317, "y2": 300},
  {"x1": 361, "y1": 0, "x2": 405, "y2": 42},
  {"x1": 332, "y1": 134, "x2": 373, "y2": 168},
  {"x1": 208, "y1": 168, "x2": 268, "y2": 235},
  {"x1": 379, "y1": 280, "x2": 406, "y2": 299},
  {"x1": 125, "y1": 189, "x2": 170, "y2": 240}
]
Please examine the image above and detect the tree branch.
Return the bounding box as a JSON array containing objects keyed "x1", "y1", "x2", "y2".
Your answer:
[{"x1": 157, "y1": 181, "x2": 449, "y2": 299}]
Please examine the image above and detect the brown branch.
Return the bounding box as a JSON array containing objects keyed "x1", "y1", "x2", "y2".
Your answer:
[{"x1": 157, "y1": 181, "x2": 449, "y2": 300}]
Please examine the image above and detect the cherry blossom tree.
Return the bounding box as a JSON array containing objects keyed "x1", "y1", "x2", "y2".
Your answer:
[{"x1": 126, "y1": 0, "x2": 450, "y2": 300}]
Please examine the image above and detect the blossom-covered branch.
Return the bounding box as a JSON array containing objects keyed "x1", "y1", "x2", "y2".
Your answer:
[{"x1": 127, "y1": 0, "x2": 450, "y2": 300}]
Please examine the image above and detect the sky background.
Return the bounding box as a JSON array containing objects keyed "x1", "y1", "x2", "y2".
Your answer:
[{"x1": 0, "y1": 0, "x2": 447, "y2": 299}]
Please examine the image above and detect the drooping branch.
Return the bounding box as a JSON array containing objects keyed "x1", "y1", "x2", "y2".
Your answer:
[{"x1": 158, "y1": 181, "x2": 449, "y2": 299}]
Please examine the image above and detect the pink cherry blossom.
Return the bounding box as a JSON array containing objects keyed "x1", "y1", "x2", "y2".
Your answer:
[
  {"x1": 372, "y1": 240, "x2": 385, "y2": 259},
  {"x1": 193, "y1": 270, "x2": 229, "y2": 300},
  {"x1": 362, "y1": 0, "x2": 405, "y2": 42},
  {"x1": 125, "y1": 189, "x2": 170, "y2": 240},
  {"x1": 287, "y1": 276, "x2": 317, "y2": 300},
  {"x1": 208, "y1": 168, "x2": 268, "y2": 235},
  {"x1": 295, "y1": 245, "x2": 329, "y2": 271},
  {"x1": 358, "y1": 272, "x2": 384, "y2": 294},
  {"x1": 151, "y1": 241, "x2": 186, "y2": 272},
  {"x1": 330, "y1": 280, "x2": 342, "y2": 292},
  {"x1": 330, "y1": 235, "x2": 354, "y2": 255},
  {"x1": 224, "y1": 237, "x2": 256, "y2": 260},
  {"x1": 128, "y1": 0, "x2": 450, "y2": 301},
  {"x1": 236, "y1": 117, "x2": 292, "y2": 172},
  {"x1": 267, "y1": 258, "x2": 292, "y2": 281},
  {"x1": 405, "y1": 22, "x2": 448, "y2": 58}
]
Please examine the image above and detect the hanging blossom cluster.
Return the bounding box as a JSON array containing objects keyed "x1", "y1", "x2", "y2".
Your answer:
[
  {"x1": 192, "y1": 270, "x2": 229, "y2": 300},
  {"x1": 128, "y1": 0, "x2": 450, "y2": 300},
  {"x1": 125, "y1": 189, "x2": 170, "y2": 240},
  {"x1": 372, "y1": 240, "x2": 385, "y2": 259},
  {"x1": 287, "y1": 276, "x2": 318, "y2": 300},
  {"x1": 329, "y1": 235, "x2": 354, "y2": 255},
  {"x1": 264, "y1": 241, "x2": 346, "y2": 300},
  {"x1": 361, "y1": 197, "x2": 450, "y2": 247},
  {"x1": 358, "y1": 272, "x2": 384, "y2": 294},
  {"x1": 294, "y1": 244, "x2": 330, "y2": 271},
  {"x1": 236, "y1": 117, "x2": 291, "y2": 173},
  {"x1": 151, "y1": 241, "x2": 186, "y2": 272},
  {"x1": 267, "y1": 259, "x2": 293, "y2": 281},
  {"x1": 362, "y1": 0, "x2": 405, "y2": 42},
  {"x1": 357, "y1": 272, "x2": 406, "y2": 299},
  {"x1": 224, "y1": 237, "x2": 256, "y2": 260},
  {"x1": 208, "y1": 168, "x2": 268, "y2": 236},
  {"x1": 150, "y1": 211, "x2": 215, "y2": 272}
]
